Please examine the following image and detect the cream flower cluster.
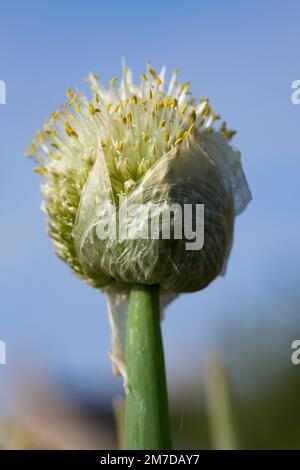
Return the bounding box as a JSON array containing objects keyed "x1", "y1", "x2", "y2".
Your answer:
[{"x1": 26, "y1": 63, "x2": 238, "y2": 284}]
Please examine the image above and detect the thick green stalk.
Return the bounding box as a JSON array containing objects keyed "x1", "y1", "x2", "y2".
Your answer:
[{"x1": 124, "y1": 284, "x2": 172, "y2": 450}]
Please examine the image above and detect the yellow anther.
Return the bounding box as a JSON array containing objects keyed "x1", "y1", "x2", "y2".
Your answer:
[
  {"x1": 176, "y1": 129, "x2": 183, "y2": 140},
  {"x1": 94, "y1": 93, "x2": 100, "y2": 103},
  {"x1": 200, "y1": 96, "x2": 209, "y2": 103},
  {"x1": 148, "y1": 89, "x2": 153, "y2": 100},
  {"x1": 170, "y1": 97, "x2": 178, "y2": 108},
  {"x1": 106, "y1": 103, "x2": 112, "y2": 111},
  {"x1": 140, "y1": 73, "x2": 148, "y2": 82},
  {"x1": 152, "y1": 100, "x2": 158, "y2": 112},
  {"x1": 68, "y1": 114, "x2": 75, "y2": 120},
  {"x1": 148, "y1": 67, "x2": 157, "y2": 79},
  {"x1": 114, "y1": 104, "x2": 121, "y2": 113},
  {"x1": 144, "y1": 133, "x2": 150, "y2": 143},
  {"x1": 164, "y1": 132, "x2": 170, "y2": 142},
  {"x1": 70, "y1": 93, "x2": 77, "y2": 105},
  {"x1": 124, "y1": 98, "x2": 129, "y2": 106},
  {"x1": 132, "y1": 95, "x2": 138, "y2": 105},
  {"x1": 66, "y1": 88, "x2": 73, "y2": 98},
  {"x1": 163, "y1": 95, "x2": 170, "y2": 107},
  {"x1": 48, "y1": 150, "x2": 56, "y2": 159},
  {"x1": 51, "y1": 111, "x2": 60, "y2": 120},
  {"x1": 188, "y1": 124, "x2": 194, "y2": 135},
  {"x1": 151, "y1": 111, "x2": 155, "y2": 120},
  {"x1": 101, "y1": 140, "x2": 107, "y2": 149},
  {"x1": 189, "y1": 110, "x2": 197, "y2": 123},
  {"x1": 34, "y1": 166, "x2": 46, "y2": 175},
  {"x1": 91, "y1": 85, "x2": 97, "y2": 91},
  {"x1": 123, "y1": 67, "x2": 128, "y2": 75},
  {"x1": 140, "y1": 99, "x2": 147, "y2": 105},
  {"x1": 75, "y1": 102, "x2": 81, "y2": 112},
  {"x1": 179, "y1": 104, "x2": 187, "y2": 115},
  {"x1": 220, "y1": 121, "x2": 236, "y2": 140},
  {"x1": 156, "y1": 76, "x2": 163, "y2": 85},
  {"x1": 127, "y1": 112, "x2": 132, "y2": 123},
  {"x1": 36, "y1": 130, "x2": 45, "y2": 144},
  {"x1": 64, "y1": 122, "x2": 78, "y2": 139},
  {"x1": 175, "y1": 137, "x2": 183, "y2": 145},
  {"x1": 51, "y1": 142, "x2": 59, "y2": 150},
  {"x1": 121, "y1": 116, "x2": 127, "y2": 125},
  {"x1": 202, "y1": 106, "x2": 210, "y2": 117},
  {"x1": 159, "y1": 119, "x2": 166, "y2": 128},
  {"x1": 88, "y1": 102, "x2": 96, "y2": 115},
  {"x1": 152, "y1": 144, "x2": 156, "y2": 155},
  {"x1": 110, "y1": 76, "x2": 118, "y2": 86}
]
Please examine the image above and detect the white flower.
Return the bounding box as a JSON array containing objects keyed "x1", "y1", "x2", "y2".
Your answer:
[{"x1": 26, "y1": 62, "x2": 251, "y2": 290}]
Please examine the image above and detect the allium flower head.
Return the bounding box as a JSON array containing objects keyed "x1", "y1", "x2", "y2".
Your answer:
[{"x1": 27, "y1": 62, "x2": 251, "y2": 293}]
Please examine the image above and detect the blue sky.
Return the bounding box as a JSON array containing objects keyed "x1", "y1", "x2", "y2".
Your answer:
[{"x1": 1, "y1": 0, "x2": 300, "y2": 409}]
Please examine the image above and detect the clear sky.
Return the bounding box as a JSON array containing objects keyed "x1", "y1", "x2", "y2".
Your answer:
[{"x1": 1, "y1": 0, "x2": 300, "y2": 408}]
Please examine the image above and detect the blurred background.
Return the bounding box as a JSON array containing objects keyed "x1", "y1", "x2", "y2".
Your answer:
[{"x1": 1, "y1": 0, "x2": 300, "y2": 449}]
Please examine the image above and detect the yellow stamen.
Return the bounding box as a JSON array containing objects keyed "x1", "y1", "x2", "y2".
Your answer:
[
  {"x1": 88, "y1": 102, "x2": 95, "y2": 115},
  {"x1": 64, "y1": 122, "x2": 78, "y2": 139},
  {"x1": 70, "y1": 93, "x2": 77, "y2": 105},
  {"x1": 36, "y1": 130, "x2": 45, "y2": 144},
  {"x1": 189, "y1": 110, "x2": 197, "y2": 123},
  {"x1": 110, "y1": 76, "x2": 118, "y2": 86},
  {"x1": 176, "y1": 129, "x2": 183, "y2": 140},
  {"x1": 179, "y1": 104, "x2": 187, "y2": 115}
]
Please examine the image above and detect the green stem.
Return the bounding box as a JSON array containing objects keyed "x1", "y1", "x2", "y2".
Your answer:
[
  {"x1": 204, "y1": 354, "x2": 239, "y2": 450},
  {"x1": 124, "y1": 284, "x2": 172, "y2": 450}
]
